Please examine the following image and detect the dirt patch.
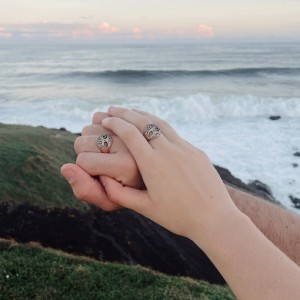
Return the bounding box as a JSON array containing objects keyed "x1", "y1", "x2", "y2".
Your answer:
[{"x1": 0, "y1": 201, "x2": 224, "y2": 284}]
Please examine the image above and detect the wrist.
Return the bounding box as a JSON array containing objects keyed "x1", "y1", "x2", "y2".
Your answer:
[{"x1": 188, "y1": 207, "x2": 249, "y2": 250}]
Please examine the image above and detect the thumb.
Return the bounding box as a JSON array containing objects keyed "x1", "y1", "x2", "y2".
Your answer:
[
  {"x1": 100, "y1": 175, "x2": 150, "y2": 214},
  {"x1": 60, "y1": 163, "x2": 121, "y2": 211}
]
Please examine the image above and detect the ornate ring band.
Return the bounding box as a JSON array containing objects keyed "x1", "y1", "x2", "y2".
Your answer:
[
  {"x1": 143, "y1": 124, "x2": 161, "y2": 141},
  {"x1": 96, "y1": 133, "x2": 113, "y2": 153}
]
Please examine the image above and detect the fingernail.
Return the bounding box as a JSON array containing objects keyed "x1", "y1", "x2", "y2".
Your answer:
[
  {"x1": 108, "y1": 106, "x2": 116, "y2": 113},
  {"x1": 101, "y1": 118, "x2": 109, "y2": 126},
  {"x1": 62, "y1": 169, "x2": 75, "y2": 184}
]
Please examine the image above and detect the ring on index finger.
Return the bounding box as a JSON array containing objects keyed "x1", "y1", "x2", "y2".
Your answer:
[{"x1": 143, "y1": 124, "x2": 161, "y2": 141}]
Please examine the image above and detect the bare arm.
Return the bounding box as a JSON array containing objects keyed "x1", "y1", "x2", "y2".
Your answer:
[
  {"x1": 226, "y1": 184, "x2": 300, "y2": 266},
  {"x1": 61, "y1": 111, "x2": 300, "y2": 268},
  {"x1": 98, "y1": 107, "x2": 300, "y2": 300},
  {"x1": 62, "y1": 107, "x2": 300, "y2": 299},
  {"x1": 191, "y1": 209, "x2": 300, "y2": 300}
]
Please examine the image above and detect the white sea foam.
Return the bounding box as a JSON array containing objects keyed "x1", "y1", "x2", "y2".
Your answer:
[
  {"x1": 1, "y1": 43, "x2": 299, "y2": 213},
  {"x1": 1, "y1": 94, "x2": 299, "y2": 130},
  {"x1": 174, "y1": 117, "x2": 300, "y2": 213},
  {"x1": 1, "y1": 94, "x2": 299, "y2": 212},
  {"x1": 125, "y1": 94, "x2": 300, "y2": 122}
]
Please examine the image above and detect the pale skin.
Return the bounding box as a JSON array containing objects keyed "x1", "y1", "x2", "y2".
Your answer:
[
  {"x1": 62, "y1": 112, "x2": 300, "y2": 267},
  {"x1": 61, "y1": 107, "x2": 300, "y2": 299}
]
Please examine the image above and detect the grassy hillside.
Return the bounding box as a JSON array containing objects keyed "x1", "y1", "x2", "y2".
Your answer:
[
  {"x1": 0, "y1": 124, "x2": 87, "y2": 210},
  {"x1": 0, "y1": 124, "x2": 235, "y2": 298},
  {"x1": 0, "y1": 239, "x2": 234, "y2": 300}
]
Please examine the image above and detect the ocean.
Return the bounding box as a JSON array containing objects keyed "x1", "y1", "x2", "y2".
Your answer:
[{"x1": 0, "y1": 42, "x2": 299, "y2": 211}]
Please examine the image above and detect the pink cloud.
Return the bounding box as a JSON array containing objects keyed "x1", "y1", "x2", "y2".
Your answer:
[
  {"x1": 0, "y1": 27, "x2": 11, "y2": 38},
  {"x1": 132, "y1": 27, "x2": 142, "y2": 34},
  {"x1": 197, "y1": 25, "x2": 215, "y2": 37},
  {"x1": 98, "y1": 22, "x2": 118, "y2": 33}
]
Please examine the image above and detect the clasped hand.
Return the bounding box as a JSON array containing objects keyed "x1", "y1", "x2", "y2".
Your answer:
[{"x1": 61, "y1": 106, "x2": 239, "y2": 245}]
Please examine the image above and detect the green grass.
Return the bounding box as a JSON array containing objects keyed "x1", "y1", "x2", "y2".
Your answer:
[
  {"x1": 0, "y1": 239, "x2": 235, "y2": 300},
  {"x1": 0, "y1": 124, "x2": 87, "y2": 210}
]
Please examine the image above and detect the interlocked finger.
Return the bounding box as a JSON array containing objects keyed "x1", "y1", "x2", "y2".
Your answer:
[
  {"x1": 132, "y1": 109, "x2": 182, "y2": 143},
  {"x1": 74, "y1": 135, "x2": 126, "y2": 154},
  {"x1": 107, "y1": 106, "x2": 169, "y2": 148},
  {"x1": 82, "y1": 124, "x2": 114, "y2": 136},
  {"x1": 92, "y1": 112, "x2": 110, "y2": 125}
]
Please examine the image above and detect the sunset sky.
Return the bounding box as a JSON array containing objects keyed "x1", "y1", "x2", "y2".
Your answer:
[{"x1": 1, "y1": 0, "x2": 300, "y2": 43}]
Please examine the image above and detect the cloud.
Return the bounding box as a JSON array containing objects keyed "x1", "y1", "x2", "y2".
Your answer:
[
  {"x1": 0, "y1": 21, "x2": 218, "y2": 42},
  {"x1": 98, "y1": 22, "x2": 118, "y2": 33},
  {"x1": 0, "y1": 21, "x2": 121, "y2": 41},
  {"x1": 197, "y1": 25, "x2": 215, "y2": 37},
  {"x1": 72, "y1": 29, "x2": 94, "y2": 38},
  {"x1": 132, "y1": 27, "x2": 142, "y2": 34},
  {"x1": 0, "y1": 27, "x2": 12, "y2": 38},
  {"x1": 131, "y1": 27, "x2": 143, "y2": 39}
]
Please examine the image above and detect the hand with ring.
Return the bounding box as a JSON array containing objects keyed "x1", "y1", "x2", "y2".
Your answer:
[
  {"x1": 88, "y1": 107, "x2": 300, "y2": 299},
  {"x1": 94, "y1": 106, "x2": 239, "y2": 240},
  {"x1": 61, "y1": 109, "x2": 180, "y2": 211},
  {"x1": 61, "y1": 107, "x2": 237, "y2": 234},
  {"x1": 61, "y1": 106, "x2": 300, "y2": 299},
  {"x1": 61, "y1": 111, "x2": 144, "y2": 211}
]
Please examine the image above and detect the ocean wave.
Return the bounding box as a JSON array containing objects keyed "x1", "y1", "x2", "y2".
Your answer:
[
  {"x1": 122, "y1": 94, "x2": 300, "y2": 122},
  {"x1": 59, "y1": 67, "x2": 300, "y2": 81},
  {"x1": 1, "y1": 95, "x2": 299, "y2": 131}
]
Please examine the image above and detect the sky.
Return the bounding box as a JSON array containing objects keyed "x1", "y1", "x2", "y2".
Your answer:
[{"x1": 0, "y1": 0, "x2": 300, "y2": 43}]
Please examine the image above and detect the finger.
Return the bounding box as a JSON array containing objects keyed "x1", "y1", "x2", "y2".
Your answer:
[
  {"x1": 108, "y1": 106, "x2": 153, "y2": 133},
  {"x1": 100, "y1": 176, "x2": 149, "y2": 214},
  {"x1": 60, "y1": 163, "x2": 121, "y2": 211},
  {"x1": 74, "y1": 135, "x2": 127, "y2": 155},
  {"x1": 132, "y1": 109, "x2": 181, "y2": 143},
  {"x1": 107, "y1": 106, "x2": 169, "y2": 148},
  {"x1": 76, "y1": 152, "x2": 132, "y2": 180},
  {"x1": 92, "y1": 112, "x2": 109, "y2": 124},
  {"x1": 82, "y1": 124, "x2": 114, "y2": 136},
  {"x1": 102, "y1": 117, "x2": 152, "y2": 168}
]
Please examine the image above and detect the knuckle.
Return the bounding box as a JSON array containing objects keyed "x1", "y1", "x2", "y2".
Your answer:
[
  {"x1": 81, "y1": 125, "x2": 91, "y2": 135},
  {"x1": 74, "y1": 187, "x2": 90, "y2": 202},
  {"x1": 107, "y1": 190, "x2": 119, "y2": 204},
  {"x1": 76, "y1": 153, "x2": 86, "y2": 168},
  {"x1": 101, "y1": 204, "x2": 116, "y2": 212},
  {"x1": 92, "y1": 112, "x2": 101, "y2": 124},
  {"x1": 119, "y1": 108, "x2": 130, "y2": 118},
  {"x1": 74, "y1": 136, "x2": 83, "y2": 154},
  {"x1": 158, "y1": 119, "x2": 169, "y2": 128},
  {"x1": 104, "y1": 117, "x2": 116, "y2": 127}
]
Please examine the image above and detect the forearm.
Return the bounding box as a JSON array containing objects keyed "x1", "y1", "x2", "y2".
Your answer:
[
  {"x1": 191, "y1": 211, "x2": 300, "y2": 300},
  {"x1": 226, "y1": 184, "x2": 300, "y2": 266}
]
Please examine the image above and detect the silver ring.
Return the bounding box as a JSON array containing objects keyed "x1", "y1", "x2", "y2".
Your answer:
[
  {"x1": 96, "y1": 134, "x2": 112, "y2": 153},
  {"x1": 143, "y1": 124, "x2": 161, "y2": 141}
]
